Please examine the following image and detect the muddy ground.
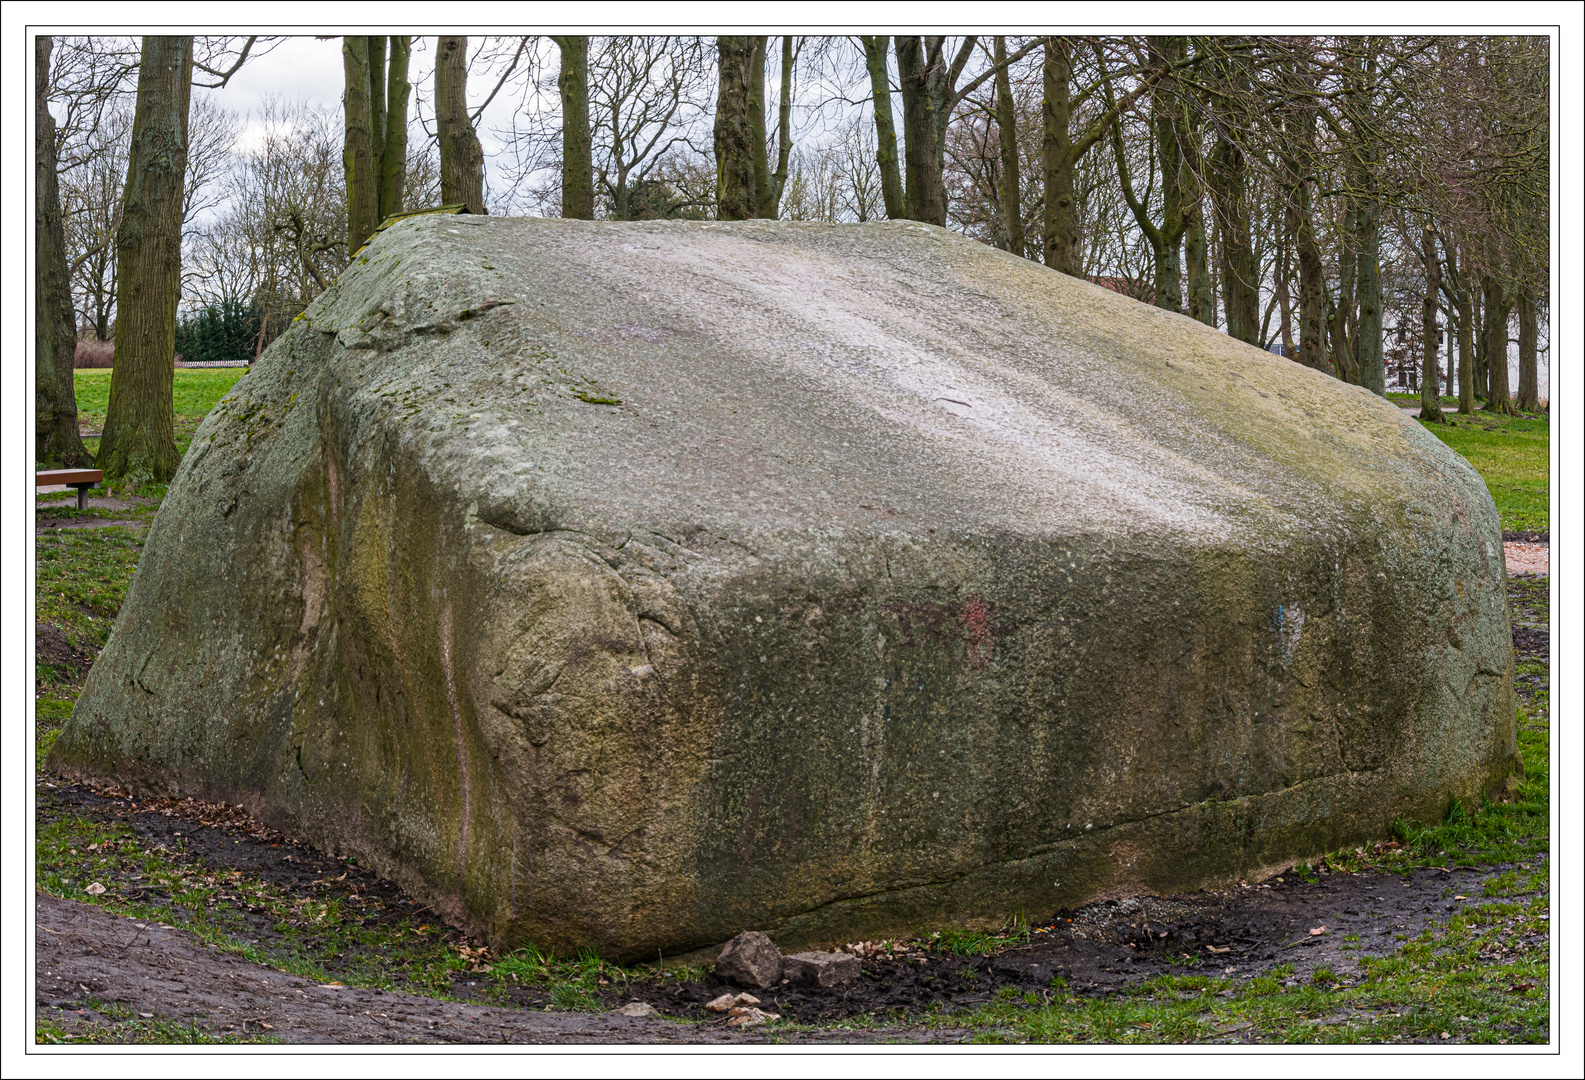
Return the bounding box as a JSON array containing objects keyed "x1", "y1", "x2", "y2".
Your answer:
[{"x1": 35, "y1": 575, "x2": 1549, "y2": 1044}]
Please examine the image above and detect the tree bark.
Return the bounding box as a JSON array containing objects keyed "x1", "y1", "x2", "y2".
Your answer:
[
  {"x1": 1451, "y1": 247, "x2": 1475, "y2": 414},
  {"x1": 35, "y1": 35, "x2": 94, "y2": 467},
  {"x1": 1516, "y1": 288, "x2": 1540, "y2": 412},
  {"x1": 1483, "y1": 276, "x2": 1515, "y2": 414},
  {"x1": 1184, "y1": 195, "x2": 1213, "y2": 325},
  {"x1": 1210, "y1": 132, "x2": 1258, "y2": 344},
  {"x1": 1042, "y1": 37, "x2": 1077, "y2": 273},
  {"x1": 553, "y1": 36, "x2": 593, "y2": 219},
  {"x1": 895, "y1": 36, "x2": 946, "y2": 226},
  {"x1": 764, "y1": 36, "x2": 794, "y2": 218},
  {"x1": 861, "y1": 36, "x2": 906, "y2": 220},
  {"x1": 436, "y1": 36, "x2": 485, "y2": 213},
  {"x1": 749, "y1": 37, "x2": 771, "y2": 217},
  {"x1": 1208, "y1": 54, "x2": 1258, "y2": 345},
  {"x1": 342, "y1": 37, "x2": 379, "y2": 252},
  {"x1": 1419, "y1": 222, "x2": 1444, "y2": 422},
  {"x1": 992, "y1": 37, "x2": 1026, "y2": 258},
  {"x1": 1331, "y1": 204, "x2": 1357, "y2": 382},
  {"x1": 1354, "y1": 197, "x2": 1385, "y2": 394},
  {"x1": 714, "y1": 36, "x2": 758, "y2": 221},
  {"x1": 380, "y1": 36, "x2": 411, "y2": 220},
  {"x1": 98, "y1": 35, "x2": 192, "y2": 483}
]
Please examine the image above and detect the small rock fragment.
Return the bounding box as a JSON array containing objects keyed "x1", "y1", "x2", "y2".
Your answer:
[
  {"x1": 705, "y1": 993, "x2": 738, "y2": 1012},
  {"x1": 714, "y1": 930, "x2": 783, "y2": 988},
  {"x1": 783, "y1": 950, "x2": 861, "y2": 987},
  {"x1": 614, "y1": 1001, "x2": 657, "y2": 1018},
  {"x1": 726, "y1": 1007, "x2": 780, "y2": 1027}
]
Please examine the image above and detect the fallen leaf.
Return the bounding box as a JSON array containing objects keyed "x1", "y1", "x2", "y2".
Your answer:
[
  {"x1": 1508, "y1": 982, "x2": 1535, "y2": 993},
  {"x1": 1454, "y1": 895, "x2": 1467, "y2": 900},
  {"x1": 1205, "y1": 945, "x2": 1230, "y2": 954},
  {"x1": 84, "y1": 882, "x2": 106, "y2": 896},
  {"x1": 1309, "y1": 927, "x2": 1326, "y2": 936}
]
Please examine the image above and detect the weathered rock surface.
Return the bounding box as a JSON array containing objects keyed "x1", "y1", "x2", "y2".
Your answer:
[
  {"x1": 783, "y1": 951, "x2": 861, "y2": 988},
  {"x1": 51, "y1": 217, "x2": 1517, "y2": 961},
  {"x1": 714, "y1": 932, "x2": 784, "y2": 989}
]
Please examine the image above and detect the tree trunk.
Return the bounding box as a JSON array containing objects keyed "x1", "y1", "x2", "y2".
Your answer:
[
  {"x1": 436, "y1": 36, "x2": 485, "y2": 213},
  {"x1": 1452, "y1": 248, "x2": 1475, "y2": 414},
  {"x1": 749, "y1": 37, "x2": 771, "y2": 217},
  {"x1": 1353, "y1": 189, "x2": 1385, "y2": 395},
  {"x1": 98, "y1": 35, "x2": 192, "y2": 484},
  {"x1": 1483, "y1": 277, "x2": 1515, "y2": 414},
  {"x1": 1516, "y1": 288, "x2": 1540, "y2": 412},
  {"x1": 1184, "y1": 202, "x2": 1213, "y2": 325},
  {"x1": 992, "y1": 37, "x2": 1025, "y2": 257},
  {"x1": 1276, "y1": 240, "x2": 1295, "y2": 355},
  {"x1": 1149, "y1": 37, "x2": 1188, "y2": 312},
  {"x1": 764, "y1": 36, "x2": 795, "y2": 218},
  {"x1": 342, "y1": 37, "x2": 380, "y2": 252},
  {"x1": 554, "y1": 36, "x2": 593, "y2": 219},
  {"x1": 1042, "y1": 38, "x2": 1079, "y2": 273},
  {"x1": 1211, "y1": 134, "x2": 1258, "y2": 344},
  {"x1": 714, "y1": 36, "x2": 758, "y2": 221},
  {"x1": 380, "y1": 36, "x2": 411, "y2": 220},
  {"x1": 35, "y1": 35, "x2": 93, "y2": 467},
  {"x1": 861, "y1": 36, "x2": 906, "y2": 220},
  {"x1": 895, "y1": 36, "x2": 946, "y2": 226},
  {"x1": 1332, "y1": 204, "x2": 1357, "y2": 382},
  {"x1": 1295, "y1": 213, "x2": 1326, "y2": 372},
  {"x1": 1472, "y1": 284, "x2": 1488, "y2": 401},
  {"x1": 1419, "y1": 222, "x2": 1444, "y2": 422}
]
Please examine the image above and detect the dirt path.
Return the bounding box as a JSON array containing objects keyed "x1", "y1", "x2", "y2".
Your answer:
[{"x1": 35, "y1": 892, "x2": 966, "y2": 1045}]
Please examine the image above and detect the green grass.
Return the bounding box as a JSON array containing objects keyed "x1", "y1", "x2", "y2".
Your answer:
[
  {"x1": 1387, "y1": 392, "x2": 1460, "y2": 405},
  {"x1": 37, "y1": 1001, "x2": 276, "y2": 1045},
  {"x1": 1418, "y1": 411, "x2": 1550, "y2": 533},
  {"x1": 72, "y1": 367, "x2": 249, "y2": 463}
]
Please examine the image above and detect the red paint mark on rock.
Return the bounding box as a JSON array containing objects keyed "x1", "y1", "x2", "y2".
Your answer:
[{"x1": 963, "y1": 597, "x2": 995, "y2": 669}]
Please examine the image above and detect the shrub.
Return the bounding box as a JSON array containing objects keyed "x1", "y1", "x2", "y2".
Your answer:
[{"x1": 73, "y1": 339, "x2": 115, "y2": 369}]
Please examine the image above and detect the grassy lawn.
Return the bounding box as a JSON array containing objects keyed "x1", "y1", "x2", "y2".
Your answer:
[
  {"x1": 1419, "y1": 411, "x2": 1550, "y2": 533},
  {"x1": 34, "y1": 367, "x2": 1550, "y2": 1044},
  {"x1": 72, "y1": 368, "x2": 248, "y2": 462}
]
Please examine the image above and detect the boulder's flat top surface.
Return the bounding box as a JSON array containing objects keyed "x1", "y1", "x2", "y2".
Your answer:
[{"x1": 307, "y1": 216, "x2": 1459, "y2": 556}]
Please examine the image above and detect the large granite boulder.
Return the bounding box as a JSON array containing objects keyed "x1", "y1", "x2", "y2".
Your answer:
[{"x1": 52, "y1": 217, "x2": 1518, "y2": 961}]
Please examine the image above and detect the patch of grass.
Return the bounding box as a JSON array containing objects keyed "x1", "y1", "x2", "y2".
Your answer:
[
  {"x1": 37, "y1": 1003, "x2": 275, "y2": 1045},
  {"x1": 928, "y1": 920, "x2": 1031, "y2": 956},
  {"x1": 1387, "y1": 392, "x2": 1459, "y2": 405},
  {"x1": 1418, "y1": 411, "x2": 1549, "y2": 533},
  {"x1": 72, "y1": 367, "x2": 249, "y2": 463}
]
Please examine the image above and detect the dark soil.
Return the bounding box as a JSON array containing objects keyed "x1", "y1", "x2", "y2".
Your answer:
[
  {"x1": 1501, "y1": 531, "x2": 1549, "y2": 545},
  {"x1": 35, "y1": 623, "x2": 93, "y2": 675},
  {"x1": 35, "y1": 517, "x2": 141, "y2": 532},
  {"x1": 611, "y1": 863, "x2": 1538, "y2": 1025}
]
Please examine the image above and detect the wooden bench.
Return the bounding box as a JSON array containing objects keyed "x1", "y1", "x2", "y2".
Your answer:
[{"x1": 36, "y1": 468, "x2": 104, "y2": 512}]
